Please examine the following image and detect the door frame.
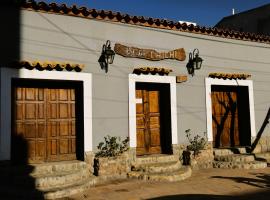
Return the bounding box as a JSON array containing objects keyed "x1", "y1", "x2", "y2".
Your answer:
[
  {"x1": 11, "y1": 79, "x2": 84, "y2": 163},
  {"x1": 0, "y1": 68, "x2": 92, "y2": 161},
  {"x1": 205, "y1": 77, "x2": 256, "y2": 144},
  {"x1": 129, "y1": 74, "x2": 178, "y2": 149}
]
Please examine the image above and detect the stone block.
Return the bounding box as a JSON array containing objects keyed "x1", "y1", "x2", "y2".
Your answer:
[
  {"x1": 252, "y1": 144, "x2": 262, "y2": 154},
  {"x1": 261, "y1": 144, "x2": 268, "y2": 153},
  {"x1": 93, "y1": 153, "x2": 131, "y2": 178},
  {"x1": 190, "y1": 149, "x2": 214, "y2": 169},
  {"x1": 190, "y1": 159, "x2": 199, "y2": 170},
  {"x1": 259, "y1": 137, "x2": 267, "y2": 145},
  {"x1": 266, "y1": 138, "x2": 270, "y2": 152},
  {"x1": 84, "y1": 151, "x2": 95, "y2": 174}
]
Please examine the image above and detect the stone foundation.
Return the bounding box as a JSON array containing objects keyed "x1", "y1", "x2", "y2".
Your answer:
[
  {"x1": 174, "y1": 142, "x2": 214, "y2": 170},
  {"x1": 93, "y1": 148, "x2": 135, "y2": 181},
  {"x1": 84, "y1": 151, "x2": 95, "y2": 174},
  {"x1": 252, "y1": 136, "x2": 270, "y2": 153},
  {"x1": 88, "y1": 142, "x2": 215, "y2": 180},
  {"x1": 190, "y1": 149, "x2": 214, "y2": 170}
]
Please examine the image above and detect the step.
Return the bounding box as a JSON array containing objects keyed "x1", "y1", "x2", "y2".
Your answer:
[
  {"x1": 31, "y1": 160, "x2": 88, "y2": 176},
  {"x1": 35, "y1": 168, "x2": 91, "y2": 190},
  {"x1": 233, "y1": 147, "x2": 248, "y2": 154},
  {"x1": 11, "y1": 168, "x2": 90, "y2": 190},
  {"x1": 213, "y1": 147, "x2": 247, "y2": 156},
  {"x1": 0, "y1": 160, "x2": 87, "y2": 176},
  {"x1": 213, "y1": 160, "x2": 267, "y2": 169},
  {"x1": 135, "y1": 154, "x2": 178, "y2": 165},
  {"x1": 43, "y1": 176, "x2": 97, "y2": 199},
  {"x1": 128, "y1": 166, "x2": 192, "y2": 182},
  {"x1": 214, "y1": 149, "x2": 234, "y2": 156},
  {"x1": 214, "y1": 154, "x2": 255, "y2": 163},
  {"x1": 255, "y1": 152, "x2": 270, "y2": 163},
  {"x1": 132, "y1": 161, "x2": 181, "y2": 173},
  {"x1": 0, "y1": 176, "x2": 97, "y2": 200}
]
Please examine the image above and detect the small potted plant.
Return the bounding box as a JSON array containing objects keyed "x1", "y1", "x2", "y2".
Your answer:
[
  {"x1": 94, "y1": 135, "x2": 129, "y2": 178},
  {"x1": 182, "y1": 129, "x2": 207, "y2": 165}
]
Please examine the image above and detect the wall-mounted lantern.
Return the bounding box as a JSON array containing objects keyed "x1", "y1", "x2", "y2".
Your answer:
[
  {"x1": 98, "y1": 40, "x2": 115, "y2": 73},
  {"x1": 186, "y1": 48, "x2": 203, "y2": 76}
]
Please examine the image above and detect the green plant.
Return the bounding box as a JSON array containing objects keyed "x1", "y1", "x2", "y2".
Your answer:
[
  {"x1": 185, "y1": 129, "x2": 207, "y2": 157},
  {"x1": 95, "y1": 135, "x2": 129, "y2": 157}
]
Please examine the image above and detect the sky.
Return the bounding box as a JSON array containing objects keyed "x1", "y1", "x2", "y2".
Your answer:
[{"x1": 41, "y1": 0, "x2": 270, "y2": 27}]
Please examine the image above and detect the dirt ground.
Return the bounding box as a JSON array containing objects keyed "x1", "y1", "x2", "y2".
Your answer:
[{"x1": 67, "y1": 167, "x2": 270, "y2": 200}]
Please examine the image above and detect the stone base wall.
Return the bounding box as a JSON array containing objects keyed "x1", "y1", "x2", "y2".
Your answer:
[
  {"x1": 252, "y1": 136, "x2": 270, "y2": 153},
  {"x1": 174, "y1": 142, "x2": 214, "y2": 169},
  {"x1": 93, "y1": 148, "x2": 135, "y2": 181},
  {"x1": 190, "y1": 148, "x2": 214, "y2": 170},
  {"x1": 84, "y1": 151, "x2": 95, "y2": 174}
]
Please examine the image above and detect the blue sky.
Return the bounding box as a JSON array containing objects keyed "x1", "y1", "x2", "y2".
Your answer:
[{"x1": 42, "y1": 0, "x2": 270, "y2": 27}]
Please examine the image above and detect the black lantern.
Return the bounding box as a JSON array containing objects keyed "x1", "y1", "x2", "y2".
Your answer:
[
  {"x1": 186, "y1": 48, "x2": 203, "y2": 76},
  {"x1": 98, "y1": 40, "x2": 115, "y2": 73}
]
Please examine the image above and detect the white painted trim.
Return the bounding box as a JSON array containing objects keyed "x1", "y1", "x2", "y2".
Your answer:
[
  {"x1": 128, "y1": 74, "x2": 178, "y2": 148},
  {"x1": 0, "y1": 68, "x2": 92, "y2": 160},
  {"x1": 205, "y1": 78, "x2": 256, "y2": 143}
]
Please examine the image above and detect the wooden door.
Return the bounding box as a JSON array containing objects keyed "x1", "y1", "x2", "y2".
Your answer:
[
  {"x1": 13, "y1": 87, "x2": 76, "y2": 163},
  {"x1": 136, "y1": 89, "x2": 161, "y2": 155},
  {"x1": 46, "y1": 88, "x2": 76, "y2": 161},
  {"x1": 13, "y1": 88, "x2": 47, "y2": 163},
  {"x1": 211, "y1": 89, "x2": 240, "y2": 148}
]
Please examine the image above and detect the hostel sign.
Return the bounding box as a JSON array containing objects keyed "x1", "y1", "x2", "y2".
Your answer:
[{"x1": 114, "y1": 43, "x2": 186, "y2": 61}]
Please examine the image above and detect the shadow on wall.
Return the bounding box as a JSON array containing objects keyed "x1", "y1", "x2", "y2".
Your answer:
[
  {"x1": 212, "y1": 90, "x2": 240, "y2": 148},
  {"x1": 211, "y1": 86, "x2": 251, "y2": 148},
  {"x1": 0, "y1": 134, "x2": 44, "y2": 199},
  {"x1": 251, "y1": 107, "x2": 270, "y2": 152},
  {"x1": 0, "y1": 1, "x2": 21, "y2": 66},
  {"x1": 212, "y1": 91, "x2": 237, "y2": 148},
  {"x1": 1, "y1": 1, "x2": 34, "y2": 198}
]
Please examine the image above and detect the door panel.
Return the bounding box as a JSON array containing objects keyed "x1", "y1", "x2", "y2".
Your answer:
[
  {"x1": 211, "y1": 88, "x2": 240, "y2": 148},
  {"x1": 13, "y1": 88, "x2": 47, "y2": 163},
  {"x1": 136, "y1": 87, "x2": 161, "y2": 155},
  {"x1": 148, "y1": 91, "x2": 159, "y2": 113},
  {"x1": 13, "y1": 86, "x2": 77, "y2": 163},
  {"x1": 46, "y1": 88, "x2": 76, "y2": 161}
]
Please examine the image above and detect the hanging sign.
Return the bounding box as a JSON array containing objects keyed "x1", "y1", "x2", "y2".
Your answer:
[{"x1": 114, "y1": 43, "x2": 186, "y2": 61}]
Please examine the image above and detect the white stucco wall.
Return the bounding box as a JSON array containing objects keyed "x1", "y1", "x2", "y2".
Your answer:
[{"x1": 1, "y1": 9, "x2": 269, "y2": 154}]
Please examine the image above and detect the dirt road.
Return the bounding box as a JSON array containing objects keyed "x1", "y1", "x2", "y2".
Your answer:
[{"x1": 67, "y1": 167, "x2": 270, "y2": 200}]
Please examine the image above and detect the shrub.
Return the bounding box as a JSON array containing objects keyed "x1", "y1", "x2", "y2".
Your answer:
[
  {"x1": 185, "y1": 129, "x2": 207, "y2": 157},
  {"x1": 95, "y1": 135, "x2": 129, "y2": 157}
]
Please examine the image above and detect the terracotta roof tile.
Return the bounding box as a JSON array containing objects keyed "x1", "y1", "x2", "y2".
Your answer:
[
  {"x1": 133, "y1": 67, "x2": 172, "y2": 75},
  {"x1": 20, "y1": 1, "x2": 270, "y2": 44},
  {"x1": 10, "y1": 60, "x2": 84, "y2": 72},
  {"x1": 209, "y1": 72, "x2": 251, "y2": 80}
]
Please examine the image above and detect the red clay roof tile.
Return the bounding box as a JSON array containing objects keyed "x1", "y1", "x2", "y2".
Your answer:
[
  {"x1": 21, "y1": 1, "x2": 270, "y2": 44},
  {"x1": 209, "y1": 73, "x2": 251, "y2": 80}
]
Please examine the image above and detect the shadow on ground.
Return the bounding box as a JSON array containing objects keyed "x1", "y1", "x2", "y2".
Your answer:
[
  {"x1": 148, "y1": 194, "x2": 232, "y2": 200},
  {"x1": 148, "y1": 172, "x2": 270, "y2": 200},
  {"x1": 147, "y1": 189, "x2": 270, "y2": 200},
  {"x1": 212, "y1": 172, "x2": 270, "y2": 188}
]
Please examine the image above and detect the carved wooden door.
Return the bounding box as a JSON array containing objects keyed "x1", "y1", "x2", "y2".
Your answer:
[
  {"x1": 136, "y1": 89, "x2": 161, "y2": 155},
  {"x1": 13, "y1": 87, "x2": 76, "y2": 163},
  {"x1": 211, "y1": 89, "x2": 240, "y2": 148}
]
